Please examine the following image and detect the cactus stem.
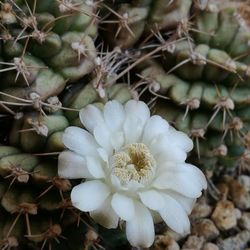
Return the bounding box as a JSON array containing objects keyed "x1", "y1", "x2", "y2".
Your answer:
[
  {"x1": 58, "y1": 0, "x2": 97, "y2": 18},
  {"x1": 101, "y1": 4, "x2": 135, "y2": 38},
  {"x1": 0, "y1": 57, "x2": 47, "y2": 86},
  {"x1": 239, "y1": 150, "x2": 250, "y2": 173},
  {"x1": 38, "y1": 177, "x2": 71, "y2": 199},
  {"x1": 108, "y1": 37, "x2": 187, "y2": 86},
  {"x1": 33, "y1": 152, "x2": 61, "y2": 156},
  {"x1": 206, "y1": 58, "x2": 236, "y2": 73},
  {"x1": 26, "y1": 224, "x2": 64, "y2": 250},
  {"x1": 0, "y1": 100, "x2": 30, "y2": 107},
  {"x1": 0, "y1": 236, "x2": 18, "y2": 250},
  {"x1": 147, "y1": 96, "x2": 158, "y2": 110},
  {"x1": 213, "y1": 144, "x2": 228, "y2": 156},
  {"x1": 181, "y1": 98, "x2": 200, "y2": 121},
  {"x1": 0, "y1": 103, "x2": 16, "y2": 115},
  {"x1": 19, "y1": 118, "x2": 49, "y2": 137},
  {"x1": 4, "y1": 169, "x2": 30, "y2": 189},
  {"x1": 6, "y1": 213, "x2": 22, "y2": 238},
  {"x1": 206, "y1": 97, "x2": 235, "y2": 130},
  {"x1": 25, "y1": 213, "x2": 32, "y2": 236},
  {"x1": 0, "y1": 92, "x2": 79, "y2": 115},
  {"x1": 37, "y1": 185, "x2": 54, "y2": 199},
  {"x1": 166, "y1": 58, "x2": 191, "y2": 75},
  {"x1": 71, "y1": 209, "x2": 92, "y2": 228},
  {"x1": 244, "y1": 131, "x2": 250, "y2": 147},
  {"x1": 190, "y1": 129, "x2": 205, "y2": 159},
  {"x1": 59, "y1": 199, "x2": 73, "y2": 219},
  {"x1": 135, "y1": 74, "x2": 169, "y2": 101},
  {"x1": 84, "y1": 229, "x2": 103, "y2": 250},
  {"x1": 221, "y1": 117, "x2": 244, "y2": 142},
  {"x1": 207, "y1": 178, "x2": 221, "y2": 201}
]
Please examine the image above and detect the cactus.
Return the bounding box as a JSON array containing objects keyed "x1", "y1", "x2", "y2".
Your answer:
[
  {"x1": 0, "y1": 0, "x2": 97, "y2": 115},
  {"x1": 95, "y1": 0, "x2": 250, "y2": 171}
]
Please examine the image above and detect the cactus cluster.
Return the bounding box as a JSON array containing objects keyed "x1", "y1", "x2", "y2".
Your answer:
[
  {"x1": 0, "y1": 0, "x2": 250, "y2": 249},
  {"x1": 102, "y1": 0, "x2": 250, "y2": 171}
]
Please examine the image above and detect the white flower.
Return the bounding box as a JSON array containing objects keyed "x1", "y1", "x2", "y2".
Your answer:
[{"x1": 58, "y1": 100, "x2": 207, "y2": 248}]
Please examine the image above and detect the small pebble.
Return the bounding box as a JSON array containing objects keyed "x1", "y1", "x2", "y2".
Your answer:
[
  {"x1": 211, "y1": 200, "x2": 237, "y2": 230},
  {"x1": 228, "y1": 179, "x2": 250, "y2": 209},
  {"x1": 153, "y1": 234, "x2": 180, "y2": 250},
  {"x1": 234, "y1": 208, "x2": 242, "y2": 220},
  {"x1": 217, "y1": 230, "x2": 250, "y2": 250},
  {"x1": 190, "y1": 197, "x2": 212, "y2": 220},
  {"x1": 238, "y1": 175, "x2": 250, "y2": 192},
  {"x1": 216, "y1": 182, "x2": 229, "y2": 199},
  {"x1": 239, "y1": 212, "x2": 250, "y2": 230},
  {"x1": 182, "y1": 235, "x2": 205, "y2": 250},
  {"x1": 202, "y1": 242, "x2": 219, "y2": 250},
  {"x1": 192, "y1": 219, "x2": 219, "y2": 240},
  {"x1": 165, "y1": 229, "x2": 187, "y2": 242}
]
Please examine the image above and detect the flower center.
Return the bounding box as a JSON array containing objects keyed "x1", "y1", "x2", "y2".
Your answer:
[{"x1": 111, "y1": 143, "x2": 156, "y2": 184}]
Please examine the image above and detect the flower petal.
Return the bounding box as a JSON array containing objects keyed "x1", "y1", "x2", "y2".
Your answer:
[
  {"x1": 93, "y1": 124, "x2": 112, "y2": 154},
  {"x1": 123, "y1": 116, "x2": 145, "y2": 144},
  {"x1": 126, "y1": 201, "x2": 155, "y2": 248},
  {"x1": 167, "y1": 126, "x2": 193, "y2": 152},
  {"x1": 142, "y1": 115, "x2": 169, "y2": 145},
  {"x1": 125, "y1": 100, "x2": 150, "y2": 123},
  {"x1": 123, "y1": 100, "x2": 150, "y2": 144},
  {"x1": 159, "y1": 193, "x2": 190, "y2": 235},
  {"x1": 62, "y1": 126, "x2": 98, "y2": 156},
  {"x1": 104, "y1": 100, "x2": 125, "y2": 132},
  {"x1": 58, "y1": 151, "x2": 93, "y2": 179},
  {"x1": 150, "y1": 135, "x2": 187, "y2": 162},
  {"x1": 90, "y1": 196, "x2": 119, "y2": 229},
  {"x1": 79, "y1": 105, "x2": 104, "y2": 133},
  {"x1": 178, "y1": 163, "x2": 207, "y2": 189},
  {"x1": 86, "y1": 156, "x2": 105, "y2": 178},
  {"x1": 138, "y1": 189, "x2": 165, "y2": 210},
  {"x1": 97, "y1": 148, "x2": 109, "y2": 163},
  {"x1": 111, "y1": 193, "x2": 135, "y2": 221},
  {"x1": 152, "y1": 168, "x2": 205, "y2": 198},
  {"x1": 71, "y1": 180, "x2": 110, "y2": 212},
  {"x1": 110, "y1": 131, "x2": 124, "y2": 151},
  {"x1": 164, "y1": 190, "x2": 196, "y2": 214}
]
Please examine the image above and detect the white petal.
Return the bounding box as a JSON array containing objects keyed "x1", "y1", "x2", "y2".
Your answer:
[
  {"x1": 168, "y1": 126, "x2": 193, "y2": 152},
  {"x1": 90, "y1": 196, "x2": 119, "y2": 229},
  {"x1": 110, "y1": 175, "x2": 122, "y2": 190},
  {"x1": 179, "y1": 163, "x2": 207, "y2": 189},
  {"x1": 58, "y1": 151, "x2": 93, "y2": 179},
  {"x1": 110, "y1": 131, "x2": 124, "y2": 151},
  {"x1": 152, "y1": 170, "x2": 204, "y2": 198},
  {"x1": 139, "y1": 190, "x2": 165, "y2": 210},
  {"x1": 123, "y1": 116, "x2": 145, "y2": 144},
  {"x1": 111, "y1": 193, "x2": 135, "y2": 221},
  {"x1": 164, "y1": 190, "x2": 196, "y2": 214},
  {"x1": 71, "y1": 180, "x2": 110, "y2": 212},
  {"x1": 126, "y1": 201, "x2": 155, "y2": 248},
  {"x1": 97, "y1": 148, "x2": 109, "y2": 163},
  {"x1": 62, "y1": 127, "x2": 98, "y2": 156},
  {"x1": 159, "y1": 193, "x2": 190, "y2": 235},
  {"x1": 79, "y1": 105, "x2": 104, "y2": 133},
  {"x1": 142, "y1": 115, "x2": 169, "y2": 145},
  {"x1": 124, "y1": 100, "x2": 150, "y2": 123},
  {"x1": 150, "y1": 135, "x2": 187, "y2": 162},
  {"x1": 93, "y1": 124, "x2": 112, "y2": 154},
  {"x1": 86, "y1": 156, "x2": 105, "y2": 178},
  {"x1": 123, "y1": 100, "x2": 150, "y2": 144},
  {"x1": 104, "y1": 100, "x2": 125, "y2": 132}
]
